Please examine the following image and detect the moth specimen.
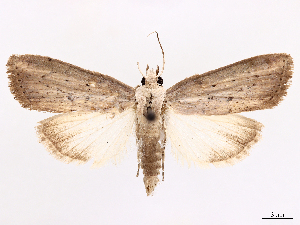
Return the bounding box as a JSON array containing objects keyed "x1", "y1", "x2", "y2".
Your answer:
[{"x1": 7, "y1": 32, "x2": 293, "y2": 195}]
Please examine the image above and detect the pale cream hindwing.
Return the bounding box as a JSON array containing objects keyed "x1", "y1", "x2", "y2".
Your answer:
[
  {"x1": 166, "y1": 54, "x2": 293, "y2": 115},
  {"x1": 164, "y1": 108, "x2": 263, "y2": 168},
  {"x1": 37, "y1": 108, "x2": 136, "y2": 167},
  {"x1": 7, "y1": 54, "x2": 135, "y2": 113}
]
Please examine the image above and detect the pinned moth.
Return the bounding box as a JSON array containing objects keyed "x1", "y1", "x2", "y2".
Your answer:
[{"x1": 7, "y1": 32, "x2": 293, "y2": 195}]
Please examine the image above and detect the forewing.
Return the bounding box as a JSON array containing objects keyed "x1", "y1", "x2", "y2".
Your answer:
[
  {"x1": 37, "y1": 108, "x2": 136, "y2": 167},
  {"x1": 7, "y1": 54, "x2": 135, "y2": 113},
  {"x1": 164, "y1": 108, "x2": 263, "y2": 168},
  {"x1": 166, "y1": 54, "x2": 293, "y2": 115}
]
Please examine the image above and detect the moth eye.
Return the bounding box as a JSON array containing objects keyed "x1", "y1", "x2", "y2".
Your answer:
[
  {"x1": 141, "y1": 77, "x2": 145, "y2": 85},
  {"x1": 157, "y1": 76, "x2": 163, "y2": 86}
]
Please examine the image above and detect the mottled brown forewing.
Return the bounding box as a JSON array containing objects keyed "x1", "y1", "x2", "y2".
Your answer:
[
  {"x1": 166, "y1": 54, "x2": 293, "y2": 115},
  {"x1": 7, "y1": 55, "x2": 135, "y2": 113}
]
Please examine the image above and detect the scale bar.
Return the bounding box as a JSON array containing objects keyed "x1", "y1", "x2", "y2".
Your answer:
[{"x1": 262, "y1": 218, "x2": 293, "y2": 219}]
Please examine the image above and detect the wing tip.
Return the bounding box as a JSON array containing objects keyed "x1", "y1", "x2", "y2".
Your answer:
[
  {"x1": 259, "y1": 53, "x2": 294, "y2": 110},
  {"x1": 7, "y1": 54, "x2": 38, "y2": 111}
]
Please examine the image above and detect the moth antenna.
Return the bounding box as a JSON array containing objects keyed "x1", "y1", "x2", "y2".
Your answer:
[
  {"x1": 148, "y1": 31, "x2": 165, "y2": 77},
  {"x1": 137, "y1": 62, "x2": 145, "y2": 77}
]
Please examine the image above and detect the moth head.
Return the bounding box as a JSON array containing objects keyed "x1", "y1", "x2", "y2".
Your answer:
[
  {"x1": 143, "y1": 67, "x2": 156, "y2": 85},
  {"x1": 146, "y1": 65, "x2": 157, "y2": 82},
  {"x1": 140, "y1": 64, "x2": 163, "y2": 86}
]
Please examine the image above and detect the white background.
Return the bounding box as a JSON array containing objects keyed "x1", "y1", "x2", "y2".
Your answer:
[{"x1": 1, "y1": 0, "x2": 299, "y2": 224}]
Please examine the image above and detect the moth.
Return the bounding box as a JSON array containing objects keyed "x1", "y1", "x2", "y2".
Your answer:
[{"x1": 7, "y1": 32, "x2": 293, "y2": 195}]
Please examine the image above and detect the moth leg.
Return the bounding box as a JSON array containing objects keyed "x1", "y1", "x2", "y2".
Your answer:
[
  {"x1": 136, "y1": 163, "x2": 140, "y2": 177},
  {"x1": 136, "y1": 150, "x2": 141, "y2": 177},
  {"x1": 162, "y1": 148, "x2": 165, "y2": 181}
]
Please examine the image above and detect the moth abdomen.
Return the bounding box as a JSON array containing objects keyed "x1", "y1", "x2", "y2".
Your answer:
[{"x1": 139, "y1": 135, "x2": 165, "y2": 195}]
